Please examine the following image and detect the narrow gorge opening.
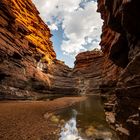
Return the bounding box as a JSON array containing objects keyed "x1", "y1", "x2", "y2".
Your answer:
[
  {"x1": 33, "y1": 0, "x2": 103, "y2": 68},
  {"x1": 0, "y1": 0, "x2": 139, "y2": 140},
  {"x1": 31, "y1": 1, "x2": 119, "y2": 140}
]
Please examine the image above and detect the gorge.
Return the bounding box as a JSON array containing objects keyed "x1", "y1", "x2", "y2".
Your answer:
[{"x1": 0, "y1": 0, "x2": 140, "y2": 140}]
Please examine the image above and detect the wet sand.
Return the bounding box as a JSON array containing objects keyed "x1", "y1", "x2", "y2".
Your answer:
[{"x1": 0, "y1": 97, "x2": 86, "y2": 140}]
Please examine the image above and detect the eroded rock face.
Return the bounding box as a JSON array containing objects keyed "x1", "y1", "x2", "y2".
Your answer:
[
  {"x1": 73, "y1": 50, "x2": 104, "y2": 94},
  {"x1": 1, "y1": 0, "x2": 140, "y2": 138},
  {"x1": 0, "y1": 0, "x2": 77, "y2": 99},
  {"x1": 97, "y1": 0, "x2": 140, "y2": 139},
  {"x1": 73, "y1": 49, "x2": 122, "y2": 96}
]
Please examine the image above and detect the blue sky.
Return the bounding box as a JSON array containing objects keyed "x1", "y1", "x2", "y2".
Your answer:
[
  {"x1": 51, "y1": 23, "x2": 75, "y2": 67},
  {"x1": 33, "y1": 0, "x2": 102, "y2": 67}
]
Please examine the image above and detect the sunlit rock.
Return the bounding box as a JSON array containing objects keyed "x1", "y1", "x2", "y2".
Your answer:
[
  {"x1": 50, "y1": 115, "x2": 60, "y2": 124},
  {"x1": 37, "y1": 61, "x2": 44, "y2": 71},
  {"x1": 85, "y1": 126, "x2": 97, "y2": 137}
]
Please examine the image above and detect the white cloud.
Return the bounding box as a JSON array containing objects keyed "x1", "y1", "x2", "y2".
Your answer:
[
  {"x1": 33, "y1": 0, "x2": 103, "y2": 57},
  {"x1": 49, "y1": 23, "x2": 58, "y2": 30}
]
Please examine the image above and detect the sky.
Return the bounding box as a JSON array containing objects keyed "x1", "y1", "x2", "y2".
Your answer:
[{"x1": 33, "y1": 0, "x2": 103, "y2": 67}]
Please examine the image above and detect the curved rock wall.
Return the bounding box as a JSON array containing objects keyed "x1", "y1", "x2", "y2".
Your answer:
[
  {"x1": 0, "y1": 0, "x2": 140, "y2": 139},
  {"x1": 97, "y1": 0, "x2": 140, "y2": 139},
  {"x1": 0, "y1": 0, "x2": 78, "y2": 99},
  {"x1": 73, "y1": 49, "x2": 122, "y2": 96},
  {"x1": 73, "y1": 50, "x2": 104, "y2": 94}
]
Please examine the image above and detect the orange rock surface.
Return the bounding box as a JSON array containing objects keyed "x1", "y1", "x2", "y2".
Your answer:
[
  {"x1": 0, "y1": 0, "x2": 56, "y2": 63},
  {"x1": 0, "y1": 0, "x2": 78, "y2": 99}
]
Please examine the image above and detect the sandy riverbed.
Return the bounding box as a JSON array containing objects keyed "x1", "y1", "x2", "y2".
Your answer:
[{"x1": 0, "y1": 97, "x2": 86, "y2": 140}]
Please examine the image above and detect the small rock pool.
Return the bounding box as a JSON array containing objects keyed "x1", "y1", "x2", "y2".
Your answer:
[{"x1": 57, "y1": 95, "x2": 119, "y2": 140}]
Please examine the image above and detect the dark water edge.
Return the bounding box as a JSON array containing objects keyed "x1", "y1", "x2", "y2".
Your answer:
[
  {"x1": 58, "y1": 95, "x2": 119, "y2": 140},
  {"x1": 0, "y1": 94, "x2": 119, "y2": 140},
  {"x1": 0, "y1": 94, "x2": 81, "y2": 101}
]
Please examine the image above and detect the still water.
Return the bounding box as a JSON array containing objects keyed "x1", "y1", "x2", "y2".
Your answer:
[{"x1": 58, "y1": 95, "x2": 119, "y2": 140}]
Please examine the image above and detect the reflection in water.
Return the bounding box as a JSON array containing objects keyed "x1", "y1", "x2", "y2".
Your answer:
[
  {"x1": 59, "y1": 109, "x2": 83, "y2": 140},
  {"x1": 59, "y1": 95, "x2": 119, "y2": 140}
]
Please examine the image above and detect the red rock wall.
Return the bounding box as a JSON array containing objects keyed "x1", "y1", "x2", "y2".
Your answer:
[
  {"x1": 97, "y1": 0, "x2": 140, "y2": 139},
  {"x1": 73, "y1": 49, "x2": 121, "y2": 96},
  {"x1": 0, "y1": 0, "x2": 78, "y2": 99},
  {"x1": 0, "y1": 0, "x2": 56, "y2": 62},
  {"x1": 73, "y1": 46, "x2": 123, "y2": 98},
  {"x1": 0, "y1": 0, "x2": 139, "y2": 138},
  {"x1": 73, "y1": 50, "x2": 104, "y2": 94},
  {"x1": 100, "y1": 55, "x2": 122, "y2": 95}
]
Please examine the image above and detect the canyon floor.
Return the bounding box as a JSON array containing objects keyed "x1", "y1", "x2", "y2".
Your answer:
[{"x1": 0, "y1": 97, "x2": 86, "y2": 140}]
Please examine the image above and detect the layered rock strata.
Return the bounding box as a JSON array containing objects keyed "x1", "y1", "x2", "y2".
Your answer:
[
  {"x1": 1, "y1": 0, "x2": 140, "y2": 139},
  {"x1": 72, "y1": 50, "x2": 104, "y2": 94},
  {"x1": 73, "y1": 49, "x2": 122, "y2": 96},
  {"x1": 97, "y1": 0, "x2": 140, "y2": 139},
  {"x1": 0, "y1": 0, "x2": 77, "y2": 100}
]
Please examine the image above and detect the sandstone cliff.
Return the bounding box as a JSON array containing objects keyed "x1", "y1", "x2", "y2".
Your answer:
[
  {"x1": 73, "y1": 49, "x2": 122, "y2": 96},
  {"x1": 72, "y1": 50, "x2": 104, "y2": 94},
  {"x1": 74, "y1": 0, "x2": 140, "y2": 139},
  {"x1": 0, "y1": 0, "x2": 77, "y2": 99},
  {"x1": 1, "y1": 0, "x2": 140, "y2": 139},
  {"x1": 97, "y1": 0, "x2": 140, "y2": 139}
]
